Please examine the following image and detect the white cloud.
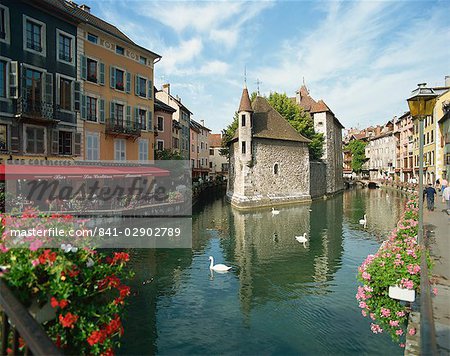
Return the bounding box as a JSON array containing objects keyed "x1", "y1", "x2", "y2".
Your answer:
[
  {"x1": 198, "y1": 60, "x2": 230, "y2": 75},
  {"x1": 158, "y1": 38, "x2": 203, "y2": 73}
]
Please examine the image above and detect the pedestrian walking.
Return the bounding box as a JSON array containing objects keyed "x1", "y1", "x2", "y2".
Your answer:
[
  {"x1": 443, "y1": 185, "x2": 450, "y2": 212},
  {"x1": 423, "y1": 183, "x2": 437, "y2": 211},
  {"x1": 441, "y1": 178, "x2": 448, "y2": 195}
]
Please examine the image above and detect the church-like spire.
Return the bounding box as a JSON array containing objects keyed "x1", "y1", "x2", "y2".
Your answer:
[{"x1": 239, "y1": 86, "x2": 253, "y2": 113}]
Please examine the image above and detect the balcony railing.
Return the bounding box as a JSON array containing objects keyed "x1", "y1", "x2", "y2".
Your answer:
[
  {"x1": 0, "y1": 281, "x2": 61, "y2": 355},
  {"x1": 16, "y1": 97, "x2": 54, "y2": 121},
  {"x1": 105, "y1": 118, "x2": 141, "y2": 137}
]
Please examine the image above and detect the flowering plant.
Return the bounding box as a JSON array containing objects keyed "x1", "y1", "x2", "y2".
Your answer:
[
  {"x1": 0, "y1": 209, "x2": 132, "y2": 355},
  {"x1": 356, "y1": 198, "x2": 432, "y2": 347}
]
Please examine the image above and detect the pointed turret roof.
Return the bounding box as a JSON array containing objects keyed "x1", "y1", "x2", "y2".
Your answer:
[
  {"x1": 295, "y1": 84, "x2": 317, "y2": 112},
  {"x1": 239, "y1": 87, "x2": 253, "y2": 112}
]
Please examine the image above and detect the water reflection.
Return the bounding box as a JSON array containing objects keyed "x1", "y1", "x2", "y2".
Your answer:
[{"x1": 119, "y1": 189, "x2": 405, "y2": 355}]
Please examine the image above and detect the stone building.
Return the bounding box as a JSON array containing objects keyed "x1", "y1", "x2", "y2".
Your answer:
[
  {"x1": 227, "y1": 87, "x2": 311, "y2": 209},
  {"x1": 365, "y1": 121, "x2": 396, "y2": 180},
  {"x1": 293, "y1": 85, "x2": 344, "y2": 195},
  {"x1": 208, "y1": 133, "x2": 228, "y2": 178}
]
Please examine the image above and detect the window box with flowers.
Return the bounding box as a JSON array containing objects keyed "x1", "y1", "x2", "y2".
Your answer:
[
  {"x1": 0, "y1": 209, "x2": 133, "y2": 355},
  {"x1": 115, "y1": 82, "x2": 124, "y2": 91}
]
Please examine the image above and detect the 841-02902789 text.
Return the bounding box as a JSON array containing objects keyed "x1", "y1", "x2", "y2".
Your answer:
[{"x1": 94, "y1": 227, "x2": 182, "y2": 237}]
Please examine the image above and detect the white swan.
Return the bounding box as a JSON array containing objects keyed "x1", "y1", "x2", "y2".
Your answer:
[
  {"x1": 359, "y1": 214, "x2": 367, "y2": 225},
  {"x1": 295, "y1": 233, "x2": 308, "y2": 243},
  {"x1": 272, "y1": 207, "x2": 280, "y2": 215},
  {"x1": 209, "y1": 256, "x2": 231, "y2": 272}
]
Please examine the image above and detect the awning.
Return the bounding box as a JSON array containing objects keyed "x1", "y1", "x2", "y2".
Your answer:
[{"x1": 0, "y1": 164, "x2": 170, "y2": 180}]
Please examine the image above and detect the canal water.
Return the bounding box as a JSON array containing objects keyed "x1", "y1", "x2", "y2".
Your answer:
[{"x1": 119, "y1": 189, "x2": 406, "y2": 355}]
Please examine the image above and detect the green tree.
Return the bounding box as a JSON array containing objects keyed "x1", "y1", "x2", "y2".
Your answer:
[
  {"x1": 155, "y1": 149, "x2": 183, "y2": 160},
  {"x1": 267, "y1": 92, "x2": 324, "y2": 160},
  {"x1": 345, "y1": 140, "x2": 367, "y2": 173}
]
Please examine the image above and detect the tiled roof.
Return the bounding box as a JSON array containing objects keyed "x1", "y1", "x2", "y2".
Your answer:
[
  {"x1": 252, "y1": 97, "x2": 311, "y2": 142},
  {"x1": 238, "y1": 87, "x2": 253, "y2": 112},
  {"x1": 310, "y1": 99, "x2": 332, "y2": 114},
  {"x1": 209, "y1": 134, "x2": 222, "y2": 148},
  {"x1": 295, "y1": 85, "x2": 317, "y2": 112},
  {"x1": 155, "y1": 99, "x2": 176, "y2": 113},
  {"x1": 42, "y1": 0, "x2": 160, "y2": 58},
  {"x1": 191, "y1": 119, "x2": 211, "y2": 131}
]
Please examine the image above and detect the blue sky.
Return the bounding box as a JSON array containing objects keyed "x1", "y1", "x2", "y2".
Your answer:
[{"x1": 87, "y1": 0, "x2": 449, "y2": 133}]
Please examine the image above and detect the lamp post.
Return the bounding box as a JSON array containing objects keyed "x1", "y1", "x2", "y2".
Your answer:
[{"x1": 407, "y1": 83, "x2": 437, "y2": 354}]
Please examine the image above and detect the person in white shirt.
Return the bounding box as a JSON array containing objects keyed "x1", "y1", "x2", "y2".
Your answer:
[{"x1": 443, "y1": 185, "x2": 450, "y2": 211}]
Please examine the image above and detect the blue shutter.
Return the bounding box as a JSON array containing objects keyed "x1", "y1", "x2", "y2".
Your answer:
[
  {"x1": 99, "y1": 62, "x2": 105, "y2": 85},
  {"x1": 99, "y1": 98, "x2": 105, "y2": 123},
  {"x1": 81, "y1": 55, "x2": 87, "y2": 80},
  {"x1": 110, "y1": 66, "x2": 115, "y2": 88},
  {"x1": 126, "y1": 72, "x2": 131, "y2": 93},
  {"x1": 81, "y1": 94, "x2": 86, "y2": 120},
  {"x1": 134, "y1": 106, "x2": 139, "y2": 129},
  {"x1": 74, "y1": 81, "x2": 81, "y2": 111},
  {"x1": 148, "y1": 79, "x2": 153, "y2": 99}
]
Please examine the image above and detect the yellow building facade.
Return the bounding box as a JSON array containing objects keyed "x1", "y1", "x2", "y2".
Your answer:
[
  {"x1": 434, "y1": 90, "x2": 450, "y2": 181},
  {"x1": 76, "y1": 15, "x2": 160, "y2": 162}
]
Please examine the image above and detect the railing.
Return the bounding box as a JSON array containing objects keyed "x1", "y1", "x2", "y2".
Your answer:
[
  {"x1": 16, "y1": 97, "x2": 53, "y2": 121},
  {"x1": 0, "y1": 281, "x2": 61, "y2": 355},
  {"x1": 105, "y1": 118, "x2": 141, "y2": 137}
]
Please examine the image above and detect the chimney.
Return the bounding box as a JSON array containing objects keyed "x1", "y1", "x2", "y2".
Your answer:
[
  {"x1": 200, "y1": 120, "x2": 205, "y2": 127},
  {"x1": 162, "y1": 83, "x2": 170, "y2": 95},
  {"x1": 79, "y1": 4, "x2": 91, "y2": 12},
  {"x1": 445, "y1": 75, "x2": 450, "y2": 87}
]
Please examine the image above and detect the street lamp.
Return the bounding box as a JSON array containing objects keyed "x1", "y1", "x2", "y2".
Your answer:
[{"x1": 406, "y1": 83, "x2": 437, "y2": 354}]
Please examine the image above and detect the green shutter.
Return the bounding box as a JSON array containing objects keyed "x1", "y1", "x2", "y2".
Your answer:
[
  {"x1": 148, "y1": 79, "x2": 153, "y2": 99},
  {"x1": 51, "y1": 129, "x2": 59, "y2": 155},
  {"x1": 74, "y1": 81, "x2": 81, "y2": 111},
  {"x1": 99, "y1": 62, "x2": 105, "y2": 85},
  {"x1": 9, "y1": 61, "x2": 18, "y2": 99},
  {"x1": 135, "y1": 75, "x2": 139, "y2": 95},
  {"x1": 134, "y1": 106, "x2": 139, "y2": 128},
  {"x1": 81, "y1": 94, "x2": 86, "y2": 120},
  {"x1": 126, "y1": 105, "x2": 131, "y2": 127},
  {"x1": 110, "y1": 101, "x2": 115, "y2": 120},
  {"x1": 81, "y1": 55, "x2": 87, "y2": 80},
  {"x1": 99, "y1": 98, "x2": 105, "y2": 123},
  {"x1": 110, "y1": 66, "x2": 115, "y2": 88},
  {"x1": 126, "y1": 72, "x2": 131, "y2": 93},
  {"x1": 147, "y1": 111, "x2": 153, "y2": 131}
]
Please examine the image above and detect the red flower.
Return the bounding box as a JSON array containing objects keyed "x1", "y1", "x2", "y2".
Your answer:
[
  {"x1": 68, "y1": 266, "x2": 80, "y2": 278},
  {"x1": 98, "y1": 275, "x2": 121, "y2": 290},
  {"x1": 38, "y1": 249, "x2": 57, "y2": 264},
  {"x1": 87, "y1": 330, "x2": 107, "y2": 346},
  {"x1": 111, "y1": 252, "x2": 130, "y2": 265},
  {"x1": 101, "y1": 348, "x2": 114, "y2": 356},
  {"x1": 59, "y1": 312, "x2": 78, "y2": 328},
  {"x1": 59, "y1": 299, "x2": 68, "y2": 309},
  {"x1": 118, "y1": 285, "x2": 130, "y2": 298},
  {"x1": 51, "y1": 297, "x2": 59, "y2": 308}
]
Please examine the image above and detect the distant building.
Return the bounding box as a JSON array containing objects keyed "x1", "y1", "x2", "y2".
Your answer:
[
  {"x1": 190, "y1": 119, "x2": 210, "y2": 179},
  {"x1": 434, "y1": 82, "x2": 450, "y2": 182},
  {"x1": 156, "y1": 84, "x2": 192, "y2": 159},
  {"x1": 154, "y1": 98, "x2": 176, "y2": 153},
  {"x1": 394, "y1": 112, "x2": 414, "y2": 182},
  {"x1": 227, "y1": 86, "x2": 311, "y2": 208},
  {"x1": 365, "y1": 120, "x2": 396, "y2": 180},
  {"x1": 208, "y1": 133, "x2": 228, "y2": 178}
]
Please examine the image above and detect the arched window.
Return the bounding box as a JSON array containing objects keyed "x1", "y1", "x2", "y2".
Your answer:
[{"x1": 274, "y1": 163, "x2": 279, "y2": 175}]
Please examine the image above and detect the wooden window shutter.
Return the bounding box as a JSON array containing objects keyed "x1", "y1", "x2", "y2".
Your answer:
[
  {"x1": 99, "y1": 98, "x2": 105, "y2": 123},
  {"x1": 126, "y1": 72, "x2": 131, "y2": 93},
  {"x1": 126, "y1": 105, "x2": 131, "y2": 127},
  {"x1": 135, "y1": 75, "x2": 139, "y2": 96},
  {"x1": 74, "y1": 132, "x2": 82, "y2": 156},
  {"x1": 81, "y1": 55, "x2": 87, "y2": 80},
  {"x1": 45, "y1": 73, "x2": 53, "y2": 105},
  {"x1": 147, "y1": 111, "x2": 153, "y2": 131},
  {"x1": 110, "y1": 101, "x2": 115, "y2": 119},
  {"x1": 147, "y1": 79, "x2": 152, "y2": 99},
  {"x1": 9, "y1": 61, "x2": 19, "y2": 99},
  {"x1": 99, "y1": 62, "x2": 105, "y2": 85},
  {"x1": 10, "y1": 123, "x2": 20, "y2": 152},
  {"x1": 110, "y1": 66, "x2": 115, "y2": 88},
  {"x1": 51, "y1": 129, "x2": 59, "y2": 155},
  {"x1": 74, "y1": 81, "x2": 81, "y2": 111},
  {"x1": 80, "y1": 94, "x2": 86, "y2": 120}
]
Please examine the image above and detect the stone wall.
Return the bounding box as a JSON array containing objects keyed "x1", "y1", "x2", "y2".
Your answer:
[
  {"x1": 227, "y1": 138, "x2": 311, "y2": 208},
  {"x1": 310, "y1": 161, "x2": 327, "y2": 199}
]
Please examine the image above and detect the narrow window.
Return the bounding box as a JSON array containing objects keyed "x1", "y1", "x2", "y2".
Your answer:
[
  {"x1": 115, "y1": 68, "x2": 124, "y2": 91},
  {"x1": 26, "y1": 19, "x2": 42, "y2": 52},
  {"x1": 242, "y1": 141, "x2": 246, "y2": 154},
  {"x1": 0, "y1": 60, "x2": 6, "y2": 98},
  {"x1": 58, "y1": 33, "x2": 72, "y2": 62},
  {"x1": 58, "y1": 131, "x2": 72, "y2": 155},
  {"x1": 274, "y1": 163, "x2": 279, "y2": 175},
  {"x1": 60, "y1": 77, "x2": 72, "y2": 110},
  {"x1": 0, "y1": 124, "x2": 7, "y2": 151},
  {"x1": 87, "y1": 58, "x2": 97, "y2": 83},
  {"x1": 86, "y1": 96, "x2": 97, "y2": 121},
  {"x1": 241, "y1": 114, "x2": 246, "y2": 127}
]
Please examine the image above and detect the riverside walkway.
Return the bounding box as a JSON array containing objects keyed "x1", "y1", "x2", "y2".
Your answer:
[{"x1": 425, "y1": 198, "x2": 450, "y2": 354}]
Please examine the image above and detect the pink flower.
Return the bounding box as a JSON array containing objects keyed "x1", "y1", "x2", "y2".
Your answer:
[
  {"x1": 396, "y1": 311, "x2": 406, "y2": 317},
  {"x1": 31, "y1": 259, "x2": 40, "y2": 267},
  {"x1": 408, "y1": 328, "x2": 416, "y2": 336},
  {"x1": 359, "y1": 301, "x2": 368, "y2": 309},
  {"x1": 370, "y1": 323, "x2": 383, "y2": 334},
  {"x1": 361, "y1": 310, "x2": 367, "y2": 317},
  {"x1": 432, "y1": 287, "x2": 438, "y2": 296},
  {"x1": 381, "y1": 308, "x2": 391, "y2": 318},
  {"x1": 370, "y1": 313, "x2": 376, "y2": 320},
  {"x1": 396, "y1": 329, "x2": 403, "y2": 336},
  {"x1": 407, "y1": 264, "x2": 420, "y2": 275},
  {"x1": 362, "y1": 271, "x2": 371, "y2": 281},
  {"x1": 389, "y1": 320, "x2": 399, "y2": 327},
  {"x1": 401, "y1": 278, "x2": 414, "y2": 290},
  {"x1": 399, "y1": 343, "x2": 405, "y2": 348}
]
